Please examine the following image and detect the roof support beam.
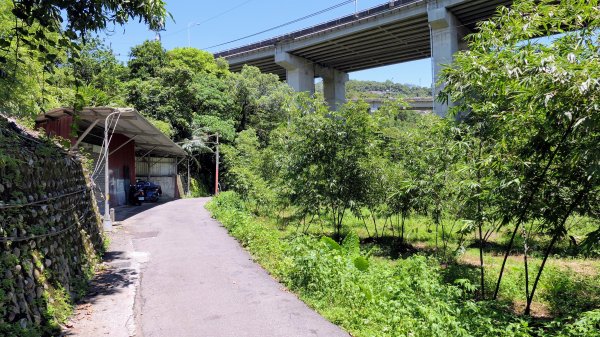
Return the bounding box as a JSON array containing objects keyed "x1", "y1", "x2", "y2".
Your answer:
[
  {"x1": 79, "y1": 113, "x2": 138, "y2": 120},
  {"x1": 115, "y1": 128, "x2": 160, "y2": 137},
  {"x1": 139, "y1": 147, "x2": 157, "y2": 159},
  {"x1": 109, "y1": 135, "x2": 137, "y2": 155},
  {"x1": 138, "y1": 144, "x2": 178, "y2": 149},
  {"x1": 71, "y1": 119, "x2": 99, "y2": 150}
]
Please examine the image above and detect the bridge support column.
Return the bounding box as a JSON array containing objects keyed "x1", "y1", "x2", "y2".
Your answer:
[
  {"x1": 275, "y1": 51, "x2": 315, "y2": 94},
  {"x1": 428, "y1": 5, "x2": 468, "y2": 117},
  {"x1": 317, "y1": 67, "x2": 349, "y2": 111}
]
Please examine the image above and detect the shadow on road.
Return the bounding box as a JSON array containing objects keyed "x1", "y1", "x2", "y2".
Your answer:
[
  {"x1": 113, "y1": 198, "x2": 176, "y2": 222},
  {"x1": 74, "y1": 251, "x2": 136, "y2": 308},
  {"x1": 85, "y1": 263, "x2": 136, "y2": 299},
  {"x1": 63, "y1": 250, "x2": 139, "y2": 336}
]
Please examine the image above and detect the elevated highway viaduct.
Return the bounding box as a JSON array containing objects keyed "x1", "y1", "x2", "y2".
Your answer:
[{"x1": 214, "y1": 0, "x2": 512, "y2": 116}]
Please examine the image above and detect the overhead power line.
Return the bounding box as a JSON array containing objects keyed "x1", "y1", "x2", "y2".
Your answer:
[
  {"x1": 203, "y1": 0, "x2": 355, "y2": 50},
  {"x1": 164, "y1": 0, "x2": 256, "y2": 38},
  {"x1": 194, "y1": 0, "x2": 256, "y2": 27}
]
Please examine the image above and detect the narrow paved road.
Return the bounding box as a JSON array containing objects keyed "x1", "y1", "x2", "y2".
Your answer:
[{"x1": 128, "y1": 198, "x2": 348, "y2": 337}]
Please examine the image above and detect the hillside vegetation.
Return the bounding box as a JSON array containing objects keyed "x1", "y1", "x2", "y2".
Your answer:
[{"x1": 316, "y1": 80, "x2": 432, "y2": 100}]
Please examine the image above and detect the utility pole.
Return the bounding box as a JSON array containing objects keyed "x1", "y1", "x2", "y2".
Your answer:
[
  {"x1": 102, "y1": 112, "x2": 119, "y2": 232},
  {"x1": 187, "y1": 157, "x2": 191, "y2": 196},
  {"x1": 187, "y1": 22, "x2": 191, "y2": 47},
  {"x1": 187, "y1": 22, "x2": 198, "y2": 47},
  {"x1": 214, "y1": 133, "x2": 219, "y2": 195}
]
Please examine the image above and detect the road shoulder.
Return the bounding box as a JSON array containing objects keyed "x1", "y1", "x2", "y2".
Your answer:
[{"x1": 65, "y1": 225, "x2": 146, "y2": 337}]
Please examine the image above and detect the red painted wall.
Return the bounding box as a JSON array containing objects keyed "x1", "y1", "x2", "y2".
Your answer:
[
  {"x1": 108, "y1": 134, "x2": 136, "y2": 183},
  {"x1": 37, "y1": 115, "x2": 137, "y2": 207},
  {"x1": 37, "y1": 115, "x2": 136, "y2": 183},
  {"x1": 36, "y1": 115, "x2": 77, "y2": 143}
]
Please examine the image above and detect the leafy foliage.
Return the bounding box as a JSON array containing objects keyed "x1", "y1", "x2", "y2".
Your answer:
[
  {"x1": 0, "y1": 0, "x2": 167, "y2": 112},
  {"x1": 227, "y1": 65, "x2": 294, "y2": 143},
  {"x1": 441, "y1": 0, "x2": 600, "y2": 313},
  {"x1": 315, "y1": 79, "x2": 431, "y2": 100},
  {"x1": 1, "y1": 0, "x2": 598, "y2": 332},
  {"x1": 279, "y1": 100, "x2": 375, "y2": 239},
  {"x1": 128, "y1": 40, "x2": 167, "y2": 80},
  {"x1": 207, "y1": 192, "x2": 600, "y2": 337}
]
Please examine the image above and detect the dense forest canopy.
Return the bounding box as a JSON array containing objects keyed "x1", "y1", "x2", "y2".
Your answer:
[{"x1": 0, "y1": 0, "x2": 168, "y2": 116}]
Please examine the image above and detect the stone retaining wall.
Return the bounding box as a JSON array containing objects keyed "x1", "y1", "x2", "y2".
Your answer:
[{"x1": 0, "y1": 116, "x2": 104, "y2": 336}]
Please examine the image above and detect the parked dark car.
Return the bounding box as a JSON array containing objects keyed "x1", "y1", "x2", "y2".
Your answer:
[{"x1": 134, "y1": 180, "x2": 162, "y2": 203}]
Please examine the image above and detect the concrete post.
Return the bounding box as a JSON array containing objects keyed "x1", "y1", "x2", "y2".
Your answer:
[
  {"x1": 321, "y1": 68, "x2": 349, "y2": 111},
  {"x1": 428, "y1": 5, "x2": 468, "y2": 117},
  {"x1": 274, "y1": 50, "x2": 315, "y2": 94}
]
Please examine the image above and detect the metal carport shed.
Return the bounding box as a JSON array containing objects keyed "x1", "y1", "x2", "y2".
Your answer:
[{"x1": 35, "y1": 107, "x2": 186, "y2": 223}]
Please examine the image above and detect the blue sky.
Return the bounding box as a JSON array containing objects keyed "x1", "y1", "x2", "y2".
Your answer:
[{"x1": 100, "y1": 0, "x2": 432, "y2": 87}]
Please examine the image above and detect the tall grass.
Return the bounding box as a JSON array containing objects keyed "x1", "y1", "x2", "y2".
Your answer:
[{"x1": 207, "y1": 192, "x2": 600, "y2": 337}]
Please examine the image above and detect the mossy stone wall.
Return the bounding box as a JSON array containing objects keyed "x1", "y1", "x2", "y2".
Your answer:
[{"x1": 0, "y1": 116, "x2": 104, "y2": 336}]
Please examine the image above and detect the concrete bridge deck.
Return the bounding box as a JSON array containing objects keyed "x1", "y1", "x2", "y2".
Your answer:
[{"x1": 214, "y1": 0, "x2": 513, "y2": 115}]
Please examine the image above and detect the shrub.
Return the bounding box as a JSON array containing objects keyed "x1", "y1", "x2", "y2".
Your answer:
[
  {"x1": 188, "y1": 177, "x2": 209, "y2": 197},
  {"x1": 541, "y1": 267, "x2": 600, "y2": 316},
  {"x1": 540, "y1": 310, "x2": 600, "y2": 337},
  {"x1": 207, "y1": 193, "x2": 533, "y2": 337}
]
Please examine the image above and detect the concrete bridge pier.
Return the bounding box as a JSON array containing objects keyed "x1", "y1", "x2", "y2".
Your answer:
[
  {"x1": 276, "y1": 50, "x2": 349, "y2": 111},
  {"x1": 428, "y1": 4, "x2": 469, "y2": 116},
  {"x1": 275, "y1": 50, "x2": 315, "y2": 94},
  {"x1": 317, "y1": 66, "x2": 349, "y2": 111}
]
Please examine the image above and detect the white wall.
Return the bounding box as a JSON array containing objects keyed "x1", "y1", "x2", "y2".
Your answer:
[{"x1": 135, "y1": 157, "x2": 178, "y2": 199}]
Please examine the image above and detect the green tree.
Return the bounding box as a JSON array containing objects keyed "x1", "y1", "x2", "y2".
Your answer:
[
  {"x1": 0, "y1": 0, "x2": 60, "y2": 116},
  {"x1": 128, "y1": 40, "x2": 167, "y2": 80},
  {"x1": 192, "y1": 115, "x2": 236, "y2": 142},
  {"x1": 0, "y1": 0, "x2": 167, "y2": 113},
  {"x1": 192, "y1": 72, "x2": 236, "y2": 120},
  {"x1": 126, "y1": 43, "x2": 236, "y2": 140},
  {"x1": 166, "y1": 47, "x2": 229, "y2": 77},
  {"x1": 441, "y1": 0, "x2": 600, "y2": 314},
  {"x1": 50, "y1": 38, "x2": 127, "y2": 107},
  {"x1": 221, "y1": 128, "x2": 275, "y2": 214},
  {"x1": 283, "y1": 100, "x2": 375, "y2": 240},
  {"x1": 227, "y1": 65, "x2": 293, "y2": 143}
]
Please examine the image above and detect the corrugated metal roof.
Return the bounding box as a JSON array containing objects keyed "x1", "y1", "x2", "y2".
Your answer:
[{"x1": 36, "y1": 107, "x2": 186, "y2": 157}]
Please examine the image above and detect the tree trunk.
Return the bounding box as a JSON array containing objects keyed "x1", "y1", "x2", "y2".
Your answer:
[
  {"x1": 478, "y1": 222, "x2": 485, "y2": 300},
  {"x1": 435, "y1": 220, "x2": 439, "y2": 255},
  {"x1": 525, "y1": 188, "x2": 587, "y2": 315},
  {"x1": 524, "y1": 231, "x2": 557, "y2": 316},
  {"x1": 476, "y1": 140, "x2": 485, "y2": 299},
  {"x1": 371, "y1": 210, "x2": 379, "y2": 239},
  {"x1": 338, "y1": 209, "x2": 346, "y2": 240},
  {"x1": 361, "y1": 216, "x2": 372, "y2": 238},
  {"x1": 523, "y1": 227, "x2": 530, "y2": 308},
  {"x1": 401, "y1": 213, "x2": 406, "y2": 245},
  {"x1": 493, "y1": 120, "x2": 575, "y2": 300}
]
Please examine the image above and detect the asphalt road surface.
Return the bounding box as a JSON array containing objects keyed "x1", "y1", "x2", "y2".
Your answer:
[{"x1": 127, "y1": 198, "x2": 348, "y2": 337}]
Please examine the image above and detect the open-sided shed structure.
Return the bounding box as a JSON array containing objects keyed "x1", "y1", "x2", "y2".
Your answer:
[{"x1": 36, "y1": 107, "x2": 186, "y2": 212}]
